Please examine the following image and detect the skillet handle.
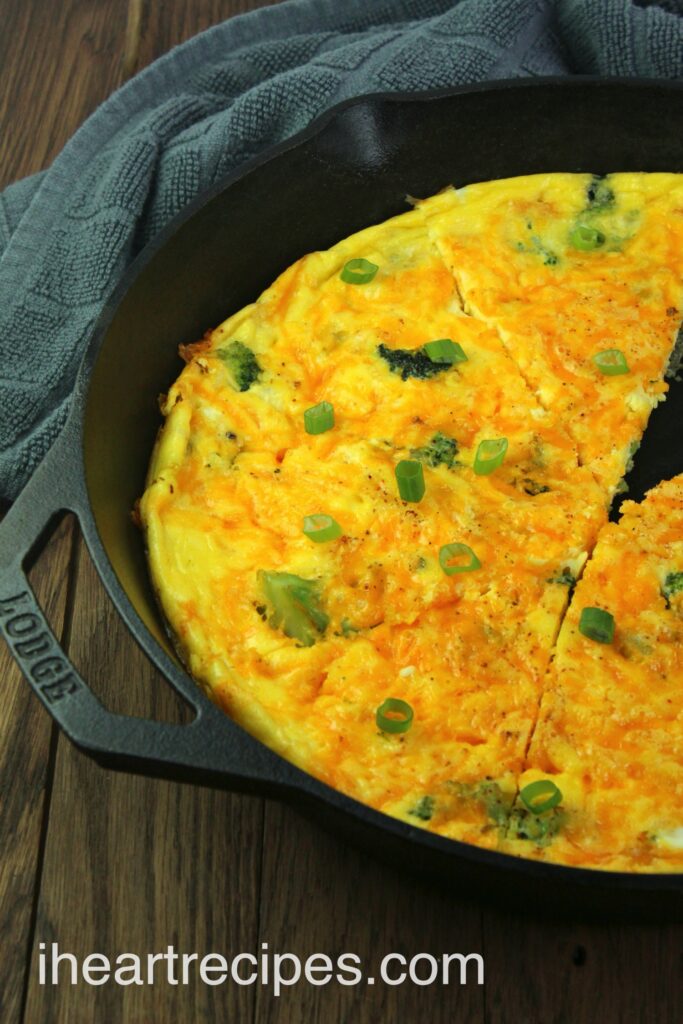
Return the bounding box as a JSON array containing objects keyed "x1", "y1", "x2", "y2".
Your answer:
[{"x1": 0, "y1": 429, "x2": 298, "y2": 793}]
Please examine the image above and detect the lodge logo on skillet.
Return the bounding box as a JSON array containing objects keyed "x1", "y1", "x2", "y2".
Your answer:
[{"x1": 0, "y1": 592, "x2": 80, "y2": 703}]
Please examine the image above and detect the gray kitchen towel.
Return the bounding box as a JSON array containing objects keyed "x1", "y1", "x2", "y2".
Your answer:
[{"x1": 0, "y1": 0, "x2": 681, "y2": 499}]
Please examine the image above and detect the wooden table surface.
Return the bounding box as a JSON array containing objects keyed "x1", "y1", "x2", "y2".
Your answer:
[{"x1": 1, "y1": 2, "x2": 681, "y2": 1022}]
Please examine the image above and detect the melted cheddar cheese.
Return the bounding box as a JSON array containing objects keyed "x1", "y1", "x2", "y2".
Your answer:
[
  {"x1": 422, "y1": 173, "x2": 683, "y2": 496},
  {"x1": 140, "y1": 173, "x2": 683, "y2": 869},
  {"x1": 518, "y1": 476, "x2": 683, "y2": 871}
]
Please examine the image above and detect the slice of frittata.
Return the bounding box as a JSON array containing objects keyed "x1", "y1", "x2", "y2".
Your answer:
[
  {"x1": 422, "y1": 173, "x2": 683, "y2": 500},
  {"x1": 514, "y1": 475, "x2": 683, "y2": 870}
]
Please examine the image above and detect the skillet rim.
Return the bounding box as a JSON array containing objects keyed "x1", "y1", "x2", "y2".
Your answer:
[{"x1": 73, "y1": 75, "x2": 683, "y2": 894}]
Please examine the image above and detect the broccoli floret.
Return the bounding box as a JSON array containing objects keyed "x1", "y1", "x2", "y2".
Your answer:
[
  {"x1": 547, "y1": 568, "x2": 576, "y2": 587},
  {"x1": 410, "y1": 432, "x2": 459, "y2": 469},
  {"x1": 667, "y1": 322, "x2": 683, "y2": 381},
  {"x1": 529, "y1": 234, "x2": 558, "y2": 266},
  {"x1": 662, "y1": 571, "x2": 683, "y2": 606},
  {"x1": 522, "y1": 478, "x2": 550, "y2": 496},
  {"x1": 408, "y1": 796, "x2": 435, "y2": 821},
  {"x1": 451, "y1": 779, "x2": 565, "y2": 846},
  {"x1": 506, "y1": 805, "x2": 565, "y2": 847},
  {"x1": 615, "y1": 441, "x2": 640, "y2": 495},
  {"x1": 217, "y1": 341, "x2": 262, "y2": 392},
  {"x1": 516, "y1": 228, "x2": 558, "y2": 266},
  {"x1": 476, "y1": 781, "x2": 513, "y2": 826},
  {"x1": 586, "y1": 175, "x2": 615, "y2": 211},
  {"x1": 377, "y1": 343, "x2": 451, "y2": 381},
  {"x1": 259, "y1": 571, "x2": 329, "y2": 647},
  {"x1": 450, "y1": 780, "x2": 513, "y2": 827}
]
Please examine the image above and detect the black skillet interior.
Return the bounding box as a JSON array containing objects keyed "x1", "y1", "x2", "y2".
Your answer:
[{"x1": 77, "y1": 79, "x2": 683, "y2": 918}]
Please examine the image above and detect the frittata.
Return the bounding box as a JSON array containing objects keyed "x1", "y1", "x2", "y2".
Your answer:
[{"x1": 139, "y1": 172, "x2": 683, "y2": 870}]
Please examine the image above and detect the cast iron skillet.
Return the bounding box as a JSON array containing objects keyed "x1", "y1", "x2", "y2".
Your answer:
[{"x1": 1, "y1": 79, "x2": 682, "y2": 922}]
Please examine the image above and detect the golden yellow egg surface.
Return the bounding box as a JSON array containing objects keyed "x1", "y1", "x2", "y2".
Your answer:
[{"x1": 140, "y1": 173, "x2": 683, "y2": 870}]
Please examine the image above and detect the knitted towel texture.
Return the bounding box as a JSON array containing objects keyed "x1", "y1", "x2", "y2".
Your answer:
[{"x1": 0, "y1": 0, "x2": 681, "y2": 499}]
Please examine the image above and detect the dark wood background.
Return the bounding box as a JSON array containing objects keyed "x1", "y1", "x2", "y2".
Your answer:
[{"x1": 0, "y1": 2, "x2": 681, "y2": 1021}]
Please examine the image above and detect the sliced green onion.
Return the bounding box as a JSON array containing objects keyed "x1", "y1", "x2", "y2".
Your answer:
[
  {"x1": 423, "y1": 338, "x2": 468, "y2": 365},
  {"x1": 395, "y1": 459, "x2": 425, "y2": 502},
  {"x1": 473, "y1": 437, "x2": 508, "y2": 476},
  {"x1": 439, "y1": 542, "x2": 481, "y2": 575},
  {"x1": 303, "y1": 514, "x2": 342, "y2": 543},
  {"x1": 340, "y1": 258, "x2": 378, "y2": 285},
  {"x1": 520, "y1": 780, "x2": 563, "y2": 814},
  {"x1": 376, "y1": 697, "x2": 414, "y2": 734},
  {"x1": 569, "y1": 224, "x2": 605, "y2": 250},
  {"x1": 579, "y1": 606, "x2": 615, "y2": 644},
  {"x1": 593, "y1": 348, "x2": 629, "y2": 376},
  {"x1": 304, "y1": 401, "x2": 334, "y2": 434}
]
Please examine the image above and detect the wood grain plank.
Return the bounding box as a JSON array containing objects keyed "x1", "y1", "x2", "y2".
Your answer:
[
  {"x1": 122, "y1": 0, "x2": 145, "y2": 80},
  {"x1": 23, "y1": 536, "x2": 264, "y2": 1023},
  {"x1": 131, "y1": 0, "x2": 281, "y2": 76},
  {"x1": 254, "y1": 801, "x2": 485, "y2": 1024},
  {"x1": 481, "y1": 911, "x2": 683, "y2": 1024},
  {"x1": 0, "y1": 0, "x2": 129, "y2": 190},
  {"x1": 0, "y1": 517, "x2": 75, "y2": 1024}
]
